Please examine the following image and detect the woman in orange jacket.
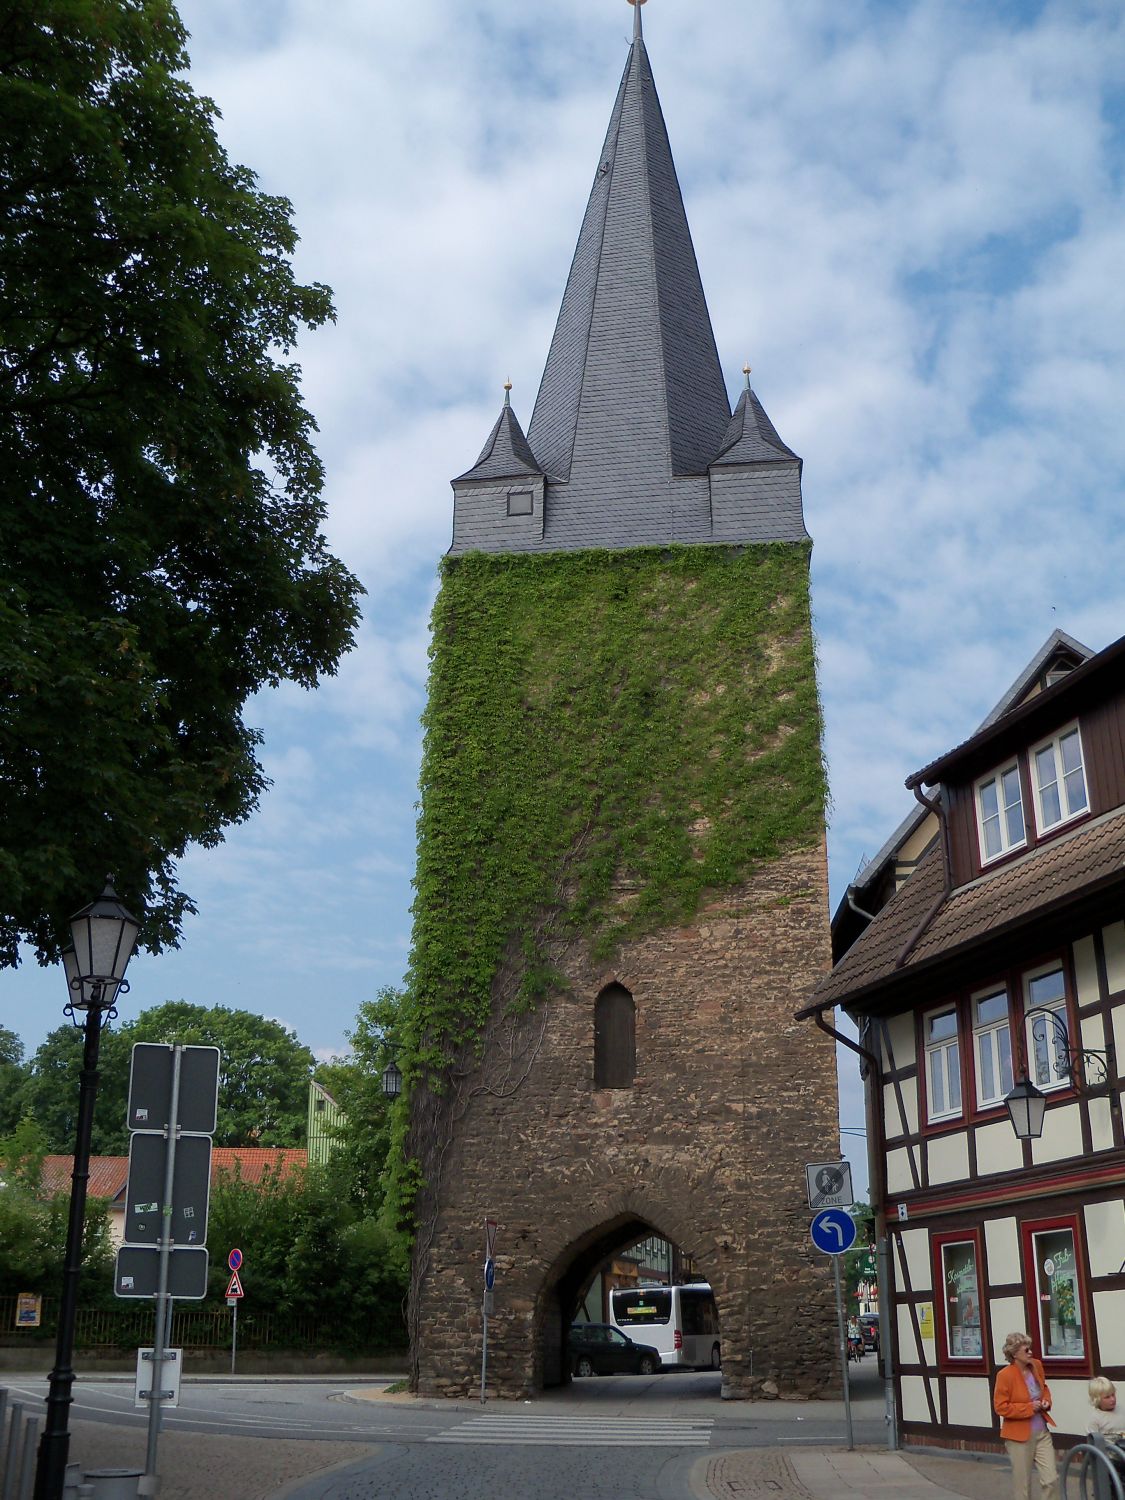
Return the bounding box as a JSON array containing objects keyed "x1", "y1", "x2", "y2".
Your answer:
[{"x1": 993, "y1": 1331, "x2": 1058, "y2": 1500}]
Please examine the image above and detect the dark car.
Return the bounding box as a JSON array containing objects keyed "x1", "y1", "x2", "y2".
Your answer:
[
  {"x1": 569, "y1": 1322, "x2": 661, "y2": 1377},
  {"x1": 859, "y1": 1314, "x2": 880, "y2": 1351}
]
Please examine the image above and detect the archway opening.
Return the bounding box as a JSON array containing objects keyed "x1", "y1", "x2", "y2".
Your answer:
[{"x1": 537, "y1": 1215, "x2": 723, "y2": 1394}]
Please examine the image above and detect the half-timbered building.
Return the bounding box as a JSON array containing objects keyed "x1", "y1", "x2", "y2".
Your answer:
[{"x1": 802, "y1": 628, "x2": 1125, "y2": 1447}]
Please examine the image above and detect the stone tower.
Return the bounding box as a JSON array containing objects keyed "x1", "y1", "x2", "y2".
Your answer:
[{"x1": 401, "y1": 6, "x2": 839, "y2": 1399}]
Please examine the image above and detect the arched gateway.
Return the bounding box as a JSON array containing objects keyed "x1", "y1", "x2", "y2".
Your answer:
[{"x1": 401, "y1": 6, "x2": 839, "y2": 1400}]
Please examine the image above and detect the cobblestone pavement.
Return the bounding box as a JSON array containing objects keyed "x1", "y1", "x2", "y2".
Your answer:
[
  {"x1": 699, "y1": 1446, "x2": 1011, "y2": 1500},
  {"x1": 66, "y1": 1417, "x2": 375, "y2": 1500}
]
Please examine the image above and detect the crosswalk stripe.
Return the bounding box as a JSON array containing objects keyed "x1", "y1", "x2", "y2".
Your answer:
[{"x1": 428, "y1": 1415, "x2": 713, "y2": 1446}]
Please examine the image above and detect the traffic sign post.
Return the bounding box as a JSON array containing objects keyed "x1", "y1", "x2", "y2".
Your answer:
[
  {"x1": 809, "y1": 1207, "x2": 857, "y2": 1452},
  {"x1": 481, "y1": 1220, "x2": 498, "y2": 1405},
  {"x1": 226, "y1": 1255, "x2": 245, "y2": 1375}
]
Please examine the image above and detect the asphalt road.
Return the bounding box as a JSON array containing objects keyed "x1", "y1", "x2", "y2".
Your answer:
[{"x1": 2, "y1": 1357, "x2": 891, "y2": 1500}]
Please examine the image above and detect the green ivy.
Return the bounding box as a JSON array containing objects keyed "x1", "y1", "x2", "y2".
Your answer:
[{"x1": 390, "y1": 542, "x2": 825, "y2": 1221}]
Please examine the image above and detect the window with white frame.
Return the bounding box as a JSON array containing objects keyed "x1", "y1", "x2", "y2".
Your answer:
[
  {"x1": 975, "y1": 762, "x2": 1026, "y2": 863},
  {"x1": 972, "y1": 987, "x2": 1013, "y2": 1108},
  {"x1": 1025, "y1": 964, "x2": 1070, "y2": 1091},
  {"x1": 925, "y1": 1007, "x2": 961, "y2": 1121},
  {"x1": 1029, "y1": 1224, "x2": 1085, "y2": 1359},
  {"x1": 1031, "y1": 724, "x2": 1089, "y2": 834}
]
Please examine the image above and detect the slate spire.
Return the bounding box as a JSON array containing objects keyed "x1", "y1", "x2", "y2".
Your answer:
[
  {"x1": 526, "y1": 16, "x2": 730, "y2": 488},
  {"x1": 455, "y1": 383, "x2": 542, "y2": 483}
]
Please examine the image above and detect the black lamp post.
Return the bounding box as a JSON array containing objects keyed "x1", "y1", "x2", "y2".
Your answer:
[{"x1": 34, "y1": 882, "x2": 140, "y2": 1500}]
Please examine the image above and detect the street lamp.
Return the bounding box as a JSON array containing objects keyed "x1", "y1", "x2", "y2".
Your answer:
[
  {"x1": 381, "y1": 1057, "x2": 403, "y2": 1100},
  {"x1": 34, "y1": 882, "x2": 140, "y2": 1500},
  {"x1": 1003, "y1": 1005, "x2": 1112, "y2": 1142}
]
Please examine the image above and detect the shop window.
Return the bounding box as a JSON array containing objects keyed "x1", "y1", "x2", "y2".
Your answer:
[
  {"x1": 972, "y1": 987, "x2": 1013, "y2": 1108},
  {"x1": 934, "y1": 1233, "x2": 985, "y2": 1363},
  {"x1": 924, "y1": 1006, "x2": 961, "y2": 1122},
  {"x1": 1023, "y1": 1218, "x2": 1087, "y2": 1364},
  {"x1": 594, "y1": 983, "x2": 635, "y2": 1089}
]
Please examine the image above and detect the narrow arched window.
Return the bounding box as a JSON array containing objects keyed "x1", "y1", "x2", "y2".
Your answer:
[{"x1": 594, "y1": 983, "x2": 635, "y2": 1089}]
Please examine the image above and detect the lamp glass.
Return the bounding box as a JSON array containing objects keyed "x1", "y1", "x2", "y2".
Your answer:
[
  {"x1": 68, "y1": 882, "x2": 140, "y2": 1009},
  {"x1": 382, "y1": 1060, "x2": 403, "y2": 1100},
  {"x1": 1005, "y1": 1076, "x2": 1047, "y2": 1140}
]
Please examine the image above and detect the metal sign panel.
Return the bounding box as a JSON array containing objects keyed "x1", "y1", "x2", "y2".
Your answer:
[
  {"x1": 225, "y1": 1271, "x2": 244, "y2": 1299},
  {"x1": 134, "y1": 1348, "x2": 182, "y2": 1410},
  {"x1": 809, "y1": 1208, "x2": 858, "y2": 1257},
  {"x1": 115, "y1": 1246, "x2": 209, "y2": 1299},
  {"x1": 805, "y1": 1160, "x2": 854, "y2": 1212},
  {"x1": 127, "y1": 1043, "x2": 220, "y2": 1135},
  {"x1": 124, "y1": 1133, "x2": 212, "y2": 1246}
]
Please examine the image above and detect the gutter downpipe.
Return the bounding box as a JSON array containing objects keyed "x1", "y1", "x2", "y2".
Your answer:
[
  {"x1": 895, "y1": 783, "x2": 951, "y2": 969},
  {"x1": 811, "y1": 1007, "x2": 898, "y2": 1449}
]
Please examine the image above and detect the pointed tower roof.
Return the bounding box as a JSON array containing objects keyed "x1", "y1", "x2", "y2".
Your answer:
[
  {"x1": 712, "y1": 369, "x2": 800, "y2": 467},
  {"x1": 526, "y1": 15, "x2": 730, "y2": 490},
  {"x1": 455, "y1": 384, "x2": 543, "y2": 483}
]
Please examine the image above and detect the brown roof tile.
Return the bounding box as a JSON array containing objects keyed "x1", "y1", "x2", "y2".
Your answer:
[
  {"x1": 804, "y1": 806, "x2": 1125, "y2": 1013},
  {"x1": 38, "y1": 1147, "x2": 308, "y2": 1198}
]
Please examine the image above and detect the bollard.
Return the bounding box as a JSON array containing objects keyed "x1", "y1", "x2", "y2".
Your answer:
[
  {"x1": 82, "y1": 1470, "x2": 144, "y2": 1500},
  {"x1": 17, "y1": 1414, "x2": 39, "y2": 1500},
  {"x1": 1, "y1": 1400, "x2": 23, "y2": 1500}
]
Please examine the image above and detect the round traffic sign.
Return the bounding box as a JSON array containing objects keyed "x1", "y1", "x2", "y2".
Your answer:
[
  {"x1": 228, "y1": 1247, "x2": 243, "y2": 1272},
  {"x1": 484, "y1": 1257, "x2": 496, "y2": 1292},
  {"x1": 810, "y1": 1208, "x2": 857, "y2": 1256}
]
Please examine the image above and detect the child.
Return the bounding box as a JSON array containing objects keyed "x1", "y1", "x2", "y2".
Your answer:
[{"x1": 1089, "y1": 1376, "x2": 1125, "y2": 1439}]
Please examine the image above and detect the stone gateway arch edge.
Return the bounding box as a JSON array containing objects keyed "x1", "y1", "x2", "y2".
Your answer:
[{"x1": 400, "y1": 9, "x2": 840, "y2": 1400}]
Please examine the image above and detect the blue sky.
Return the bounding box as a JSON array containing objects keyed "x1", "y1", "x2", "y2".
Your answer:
[{"x1": 4, "y1": 0, "x2": 1125, "y2": 1192}]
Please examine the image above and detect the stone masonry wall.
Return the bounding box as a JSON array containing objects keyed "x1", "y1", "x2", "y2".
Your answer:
[{"x1": 411, "y1": 838, "x2": 839, "y2": 1400}]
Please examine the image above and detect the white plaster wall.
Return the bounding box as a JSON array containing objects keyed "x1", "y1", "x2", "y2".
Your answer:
[
  {"x1": 884, "y1": 1012, "x2": 915, "y2": 1071},
  {"x1": 1080, "y1": 1012, "x2": 1106, "y2": 1056},
  {"x1": 946, "y1": 1376, "x2": 991, "y2": 1429},
  {"x1": 975, "y1": 1121, "x2": 1023, "y2": 1177},
  {"x1": 1051, "y1": 1379, "x2": 1102, "y2": 1439},
  {"x1": 1073, "y1": 935, "x2": 1100, "y2": 1007},
  {"x1": 887, "y1": 1147, "x2": 914, "y2": 1195},
  {"x1": 1031, "y1": 1103, "x2": 1083, "y2": 1165},
  {"x1": 1104, "y1": 920, "x2": 1125, "y2": 995},
  {"x1": 1090, "y1": 1096, "x2": 1115, "y2": 1153},
  {"x1": 989, "y1": 1298, "x2": 1028, "y2": 1362},
  {"x1": 895, "y1": 1228, "x2": 933, "y2": 1292},
  {"x1": 984, "y1": 1218, "x2": 1020, "y2": 1283},
  {"x1": 883, "y1": 1081, "x2": 903, "y2": 1139},
  {"x1": 1093, "y1": 1290, "x2": 1125, "y2": 1363},
  {"x1": 1085, "y1": 1199, "x2": 1125, "y2": 1277},
  {"x1": 900, "y1": 1374, "x2": 932, "y2": 1424},
  {"x1": 927, "y1": 1131, "x2": 970, "y2": 1185},
  {"x1": 899, "y1": 1077, "x2": 920, "y2": 1135},
  {"x1": 897, "y1": 1305, "x2": 920, "y2": 1366}
]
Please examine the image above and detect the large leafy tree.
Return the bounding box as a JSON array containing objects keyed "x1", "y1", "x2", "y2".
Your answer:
[
  {"x1": 19, "y1": 1002, "x2": 317, "y2": 1152},
  {"x1": 0, "y1": 0, "x2": 362, "y2": 966},
  {"x1": 0, "y1": 1025, "x2": 25, "y2": 1133},
  {"x1": 314, "y1": 988, "x2": 402, "y2": 1210}
]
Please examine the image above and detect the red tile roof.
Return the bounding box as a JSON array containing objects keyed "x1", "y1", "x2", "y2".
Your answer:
[{"x1": 37, "y1": 1147, "x2": 308, "y2": 1198}]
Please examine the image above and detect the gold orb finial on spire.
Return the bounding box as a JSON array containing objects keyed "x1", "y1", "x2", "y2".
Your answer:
[
  {"x1": 627, "y1": 0, "x2": 646, "y2": 39},
  {"x1": 742, "y1": 362, "x2": 752, "y2": 389},
  {"x1": 503, "y1": 378, "x2": 512, "y2": 407}
]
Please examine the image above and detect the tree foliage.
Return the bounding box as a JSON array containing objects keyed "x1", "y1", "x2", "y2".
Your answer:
[
  {"x1": 0, "y1": 0, "x2": 362, "y2": 967},
  {"x1": 0, "y1": 1025, "x2": 25, "y2": 1134},
  {"x1": 314, "y1": 988, "x2": 400, "y2": 1211},
  {"x1": 14, "y1": 1002, "x2": 316, "y2": 1152}
]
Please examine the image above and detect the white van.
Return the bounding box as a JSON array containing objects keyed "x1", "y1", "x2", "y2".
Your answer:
[{"x1": 609, "y1": 1282, "x2": 721, "y2": 1370}]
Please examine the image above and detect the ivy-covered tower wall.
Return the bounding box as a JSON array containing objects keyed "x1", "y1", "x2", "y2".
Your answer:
[{"x1": 397, "y1": 12, "x2": 840, "y2": 1399}]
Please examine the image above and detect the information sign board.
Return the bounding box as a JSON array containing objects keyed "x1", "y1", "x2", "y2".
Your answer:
[
  {"x1": 127, "y1": 1043, "x2": 220, "y2": 1135},
  {"x1": 134, "y1": 1347, "x2": 182, "y2": 1410},
  {"x1": 123, "y1": 1133, "x2": 212, "y2": 1246},
  {"x1": 115, "y1": 1245, "x2": 209, "y2": 1300}
]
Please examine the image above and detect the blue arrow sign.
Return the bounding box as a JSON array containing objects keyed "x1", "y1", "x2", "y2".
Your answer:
[
  {"x1": 810, "y1": 1208, "x2": 857, "y2": 1256},
  {"x1": 484, "y1": 1257, "x2": 496, "y2": 1291}
]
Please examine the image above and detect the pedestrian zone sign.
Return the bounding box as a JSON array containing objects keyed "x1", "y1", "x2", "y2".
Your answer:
[
  {"x1": 225, "y1": 1271, "x2": 244, "y2": 1299},
  {"x1": 805, "y1": 1161, "x2": 854, "y2": 1212}
]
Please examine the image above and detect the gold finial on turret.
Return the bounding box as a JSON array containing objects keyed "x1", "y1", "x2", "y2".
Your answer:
[
  {"x1": 742, "y1": 362, "x2": 752, "y2": 390},
  {"x1": 503, "y1": 378, "x2": 512, "y2": 407},
  {"x1": 627, "y1": 0, "x2": 646, "y2": 40}
]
